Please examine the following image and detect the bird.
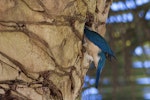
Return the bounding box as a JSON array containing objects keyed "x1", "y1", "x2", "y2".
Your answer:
[{"x1": 84, "y1": 26, "x2": 116, "y2": 88}]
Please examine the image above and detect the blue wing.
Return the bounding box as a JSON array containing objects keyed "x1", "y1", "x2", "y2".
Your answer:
[
  {"x1": 84, "y1": 26, "x2": 115, "y2": 59},
  {"x1": 95, "y1": 52, "x2": 106, "y2": 88}
]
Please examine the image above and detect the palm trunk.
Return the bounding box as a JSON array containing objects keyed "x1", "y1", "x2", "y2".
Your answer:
[{"x1": 0, "y1": 0, "x2": 112, "y2": 100}]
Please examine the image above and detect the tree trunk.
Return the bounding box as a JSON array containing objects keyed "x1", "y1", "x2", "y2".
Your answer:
[{"x1": 0, "y1": 0, "x2": 112, "y2": 100}]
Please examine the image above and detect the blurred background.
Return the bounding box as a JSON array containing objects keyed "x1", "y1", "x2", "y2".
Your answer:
[{"x1": 82, "y1": 0, "x2": 150, "y2": 100}]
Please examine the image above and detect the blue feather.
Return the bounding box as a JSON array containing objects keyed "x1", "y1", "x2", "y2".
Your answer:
[
  {"x1": 95, "y1": 52, "x2": 106, "y2": 88},
  {"x1": 84, "y1": 26, "x2": 116, "y2": 88},
  {"x1": 84, "y1": 26, "x2": 115, "y2": 60}
]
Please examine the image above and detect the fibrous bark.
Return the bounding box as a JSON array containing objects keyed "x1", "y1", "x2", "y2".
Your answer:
[{"x1": 0, "y1": 0, "x2": 112, "y2": 100}]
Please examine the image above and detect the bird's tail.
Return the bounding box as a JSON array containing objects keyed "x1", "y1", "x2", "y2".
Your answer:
[{"x1": 95, "y1": 53, "x2": 106, "y2": 88}]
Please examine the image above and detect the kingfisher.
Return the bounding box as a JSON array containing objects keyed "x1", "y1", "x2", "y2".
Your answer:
[{"x1": 84, "y1": 26, "x2": 116, "y2": 88}]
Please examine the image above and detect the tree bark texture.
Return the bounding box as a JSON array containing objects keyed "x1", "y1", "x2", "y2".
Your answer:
[{"x1": 0, "y1": 0, "x2": 112, "y2": 100}]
